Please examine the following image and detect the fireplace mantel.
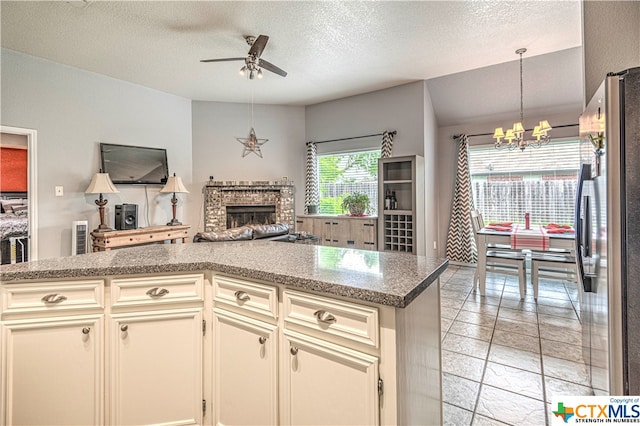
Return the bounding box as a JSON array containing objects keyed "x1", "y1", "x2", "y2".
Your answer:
[{"x1": 203, "y1": 180, "x2": 295, "y2": 232}]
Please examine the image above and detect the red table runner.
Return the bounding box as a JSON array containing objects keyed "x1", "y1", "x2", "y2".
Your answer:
[{"x1": 510, "y1": 224, "x2": 550, "y2": 250}]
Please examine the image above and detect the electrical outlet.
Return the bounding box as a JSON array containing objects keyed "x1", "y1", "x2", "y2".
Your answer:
[{"x1": 55, "y1": 186, "x2": 64, "y2": 197}]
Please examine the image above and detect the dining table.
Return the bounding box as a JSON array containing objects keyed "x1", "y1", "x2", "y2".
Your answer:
[{"x1": 476, "y1": 223, "x2": 576, "y2": 295}]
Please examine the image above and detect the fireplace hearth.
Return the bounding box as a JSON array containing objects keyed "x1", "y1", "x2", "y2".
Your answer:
[
  {"x1": 226, "y1": 205, "x2": 276, "y2": 229},
  {"x1": 203, "y1": 180, "x2": 295, "y2": 232}
]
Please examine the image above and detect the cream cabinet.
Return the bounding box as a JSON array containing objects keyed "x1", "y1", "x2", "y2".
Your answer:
[
  {"x1": 108, "y1": 274, "x2": 205, "y2": 425},
  {"x1": 281, "y1": 330, "x2": 380, "y2": 425},
  {"x1": 213, "y1": 309, "x2": 278, "y2": 425},
  {"x1": 0, "y1": 280, "x2": 105, "y2": 426}
]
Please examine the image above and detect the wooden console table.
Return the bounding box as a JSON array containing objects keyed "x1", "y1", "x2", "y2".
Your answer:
[{"x1": 91, "y1": 225, "x2": 190, "y2": 252}]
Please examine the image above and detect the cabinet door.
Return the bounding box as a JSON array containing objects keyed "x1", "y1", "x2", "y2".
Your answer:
[
  {"x1": 110, "y1": 309, "x2": 202, "y2": 426},
  {"x1": 350, "y1": 220, "x2": 377, "y2": 250},
  {"x1": 295, "y1": 217, "x2": 315, "y2": 235},
  {"x1": 281, "y1": 330, "x2": 379, "y2": 426},
  {"x1": 213, "y1": 308, "x2": 277, "y2": 426},
  {"x1": 330, "y1": 219, "x2": 351, "y2": 247},
  {"x1": 320, "y1": 219, "x2": 334, "y2": 245},
  {"x1": 2, "y1": 315, "x2": 103, "y2": 425}
]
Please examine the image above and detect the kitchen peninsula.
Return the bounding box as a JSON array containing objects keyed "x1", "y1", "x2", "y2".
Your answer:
[{"x1": 0, "y1": 241, "x2": 448, "y2": 426}]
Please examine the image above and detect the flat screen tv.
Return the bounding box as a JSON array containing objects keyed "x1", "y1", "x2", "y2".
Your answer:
[{"x1": 100, "y1": 143, "x2": 169, "y2": 185}]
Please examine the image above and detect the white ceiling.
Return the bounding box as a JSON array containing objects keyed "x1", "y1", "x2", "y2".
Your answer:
[{"x1": 1, "y1": 1, "x2": 583, "y2": 122}]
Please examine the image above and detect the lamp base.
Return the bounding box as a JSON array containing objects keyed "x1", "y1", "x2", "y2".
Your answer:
[
  {"x1": 94, "y1": 224, "x2": 114, "y2": 233},
  {"x1": 166, "y1": 219, "x2": 183, "y2": 226}
]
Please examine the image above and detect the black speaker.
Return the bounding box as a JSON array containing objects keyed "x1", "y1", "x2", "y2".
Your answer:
[{"x1": 115, "y1": 204, "x2": 138, "y2": 230}]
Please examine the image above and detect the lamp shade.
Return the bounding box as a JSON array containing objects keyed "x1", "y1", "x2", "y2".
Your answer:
[
  {"x1": 85, "y1": 172, "x2": 119, "y2": 194},
  {"x1": 160, "y1": 174, "x2": 189, "y2": 194}
]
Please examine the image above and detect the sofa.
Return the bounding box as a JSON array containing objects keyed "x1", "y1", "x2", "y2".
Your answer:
[{"x1": 193, "y1": 223, "x2": 293, "y2": 243}]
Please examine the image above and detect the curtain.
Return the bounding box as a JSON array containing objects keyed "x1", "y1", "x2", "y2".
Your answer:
[
  {"x1": 381, "y1": 130, "x2": 395, "y2": 158},
  {"x1": 446, "y1": 134, "x2": 477, "y2": 264},
  {"x1": 304, "y1": 142, "x2": 318, "y2": 213}
]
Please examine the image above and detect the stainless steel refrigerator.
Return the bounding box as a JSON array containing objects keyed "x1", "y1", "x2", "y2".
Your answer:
[{"x1": 577, "y1": 67, "x2": 640, "y2": 395}]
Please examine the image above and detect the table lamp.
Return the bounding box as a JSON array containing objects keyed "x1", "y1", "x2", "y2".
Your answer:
[
  {"x1": 160, "y1": 173, "x2": 189, "y2": 226},
  {"x1": 85, "y1": 171, "x2": 119, "y2": 231}
]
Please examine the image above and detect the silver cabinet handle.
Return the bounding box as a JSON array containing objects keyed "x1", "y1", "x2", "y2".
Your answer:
[
  {"x1": 41, "y1": 293, "x2": 67, "y2": 304},
  {"x1": 82, "y1": 327, "x2": 91, "y2": 335},
  {"x1": 120, "y1": 324, "x2": 128, "y2": 332},
  {"x1": 259, "y1": 336, "x2": 267, "y2": 345},
  {"x1": 314, "y1": 310, "x2": 337, "y2": 324},
  {"x1": 146, "y1": 287, "x2": 170, "y2": 298},
  {"x1": 234, "y1": 290, "x2": 250, "y2": 302},
  {"x1": 290, "y1": 346, "x2": 298, "y2": 356}
]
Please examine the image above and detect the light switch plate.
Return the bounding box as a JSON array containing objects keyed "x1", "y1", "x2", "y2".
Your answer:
[{"x1": 55, "y1": 186, "x2": 64, "y2": 196}]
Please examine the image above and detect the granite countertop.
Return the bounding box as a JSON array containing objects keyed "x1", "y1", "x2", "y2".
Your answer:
[{"x1": 0, "y1": 242, "x2": 448, "y2": 308}]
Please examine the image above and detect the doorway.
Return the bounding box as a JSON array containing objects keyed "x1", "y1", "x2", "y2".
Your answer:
[{"x1": 0, "y1": 126, "x2": 38, "y2": 263}]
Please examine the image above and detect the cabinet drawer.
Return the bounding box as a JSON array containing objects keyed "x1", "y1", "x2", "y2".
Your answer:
[
  {"x1": 213, "y1": 275, "x2": 277, "y2": 321},
  {"x1": 1, "y1": 280, "x2": 104, "y2": 316},
  {"x1": 110, "y1": 274, "x2": 204, "y2": 308},
  {"x1": 283, "y1": 290, "x2": 379, "y2": 347}
]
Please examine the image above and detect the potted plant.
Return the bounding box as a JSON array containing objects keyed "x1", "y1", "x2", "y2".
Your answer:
[{"x1": 341, "y1": 192, "x2": 370, "y2": 216}]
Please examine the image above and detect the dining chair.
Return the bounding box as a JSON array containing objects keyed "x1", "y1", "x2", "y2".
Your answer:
[
  {"x1": 470, "y1": 210, "x2": 527, "y2": 298},
  {"x1": 530, "y1": 251, "x2": 577, "y2": 300}
]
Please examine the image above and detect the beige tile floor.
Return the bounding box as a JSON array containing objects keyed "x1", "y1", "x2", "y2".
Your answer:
[{"x1": 440, "y1": 265, "x2": 594, "y2": 425}]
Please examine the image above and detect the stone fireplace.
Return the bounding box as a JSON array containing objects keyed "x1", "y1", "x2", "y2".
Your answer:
[{"x1": 203, "y1": 180, "x2": 295, "y2": 232}]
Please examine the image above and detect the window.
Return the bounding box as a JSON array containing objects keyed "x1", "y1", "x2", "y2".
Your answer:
[
  {"x1": 469, "y1": 139, "x2": 581, "y2": 226},
  {"x1": 317, "y1": 149, "x2": 380, "y2": 215}
]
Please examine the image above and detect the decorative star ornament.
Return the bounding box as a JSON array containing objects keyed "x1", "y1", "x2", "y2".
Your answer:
[{"x1": 236, "y1": 127, "x2": 268, "y2": 158}]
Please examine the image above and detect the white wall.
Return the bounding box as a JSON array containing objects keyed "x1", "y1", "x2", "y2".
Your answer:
[
  {"x1": 582, "y1": 1, "x2": 640, "y2": 103},
  {"x1": 306, "y1": 81, "x2": 439, "y2": 256},
  {"x1": 435, "y1": 109, "x2": 582, "y2": 258},
  {"x1": 305, "y1": 81, "x2": 426, "y2": 157},
  {"x1": 422, "y1": 82, "x2": 439, "y2": 258},
  {"x1": 1, "y1": 48, "x2": 192, "y2": 260},
  {"x1": 190, "y1": 101, "x2": 306, "y2": 230}
]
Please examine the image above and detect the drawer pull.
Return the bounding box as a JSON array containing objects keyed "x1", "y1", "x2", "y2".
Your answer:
[
  {"x1": 258, "y1": 336, "x2": 267, "y2": 345},
  {"x1": 82, "y1": 327, "x2": 91, "y2": 335},
  {"x1": 314, "y1": 310, "x2": 337, "y2": 324},
  {"x1": 120, "y1": 324, "x2": 129, "y2": 332},
  {"x1": 146, "y1": 287, "x2": 170, "y2": 298},
  {"x1": 290, "y1": 346, "x2": 299, "y2": 356},
  {"x1": 41, "y1": 293, "x2": 67, "y2": 304},
  {"x1": 234, "y1": 290, "x2": 251, "y2": 302}
]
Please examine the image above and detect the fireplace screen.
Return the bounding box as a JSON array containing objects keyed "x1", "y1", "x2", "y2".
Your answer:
[{"x1": 226, "y1": 205, "x2": 277, "y2": 229}]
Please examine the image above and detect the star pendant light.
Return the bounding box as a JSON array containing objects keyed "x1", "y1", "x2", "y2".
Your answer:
[{"x1": 236, "y1": 85, "x2": 269, "y2": 158}]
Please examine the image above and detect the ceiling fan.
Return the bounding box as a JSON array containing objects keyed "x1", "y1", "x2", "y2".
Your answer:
[{"x1": 200, "y1": 35, "x2": 287, "y2": 79}]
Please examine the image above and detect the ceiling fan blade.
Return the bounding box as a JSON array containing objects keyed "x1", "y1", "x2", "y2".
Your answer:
[
  {"x1": 259, "y1": 59, "x2": 287, "y2": 77},
  {"x1": 200, "y1": 57, "x2": 246, "y2": 63},
  {"x1": 248, "y1": 35, "x2": 269, "y2": 58}
]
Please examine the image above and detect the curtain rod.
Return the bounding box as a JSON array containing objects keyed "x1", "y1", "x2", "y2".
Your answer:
[
  {"x1": 310, "y1": 130, "x2": 396, "y2": 145},
  {"x1": 453, "y1": 123, "x2": 578, "y2": 140}
]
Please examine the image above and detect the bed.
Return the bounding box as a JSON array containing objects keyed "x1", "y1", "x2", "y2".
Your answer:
[{"x1": 0, "y1": 192, "x2": 29, "y2": 264}]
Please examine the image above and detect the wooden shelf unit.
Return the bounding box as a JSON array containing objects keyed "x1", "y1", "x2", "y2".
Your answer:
[{"x1": 378, "y1": 155, "x2": 424, "y2": 255}]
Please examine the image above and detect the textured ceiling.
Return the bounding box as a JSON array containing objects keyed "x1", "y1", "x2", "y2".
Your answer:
[{"x1": 1, "y1": 1, "x2": 583, "y2": 112}]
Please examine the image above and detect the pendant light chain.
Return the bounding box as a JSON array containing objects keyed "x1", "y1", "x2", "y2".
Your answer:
[{"x1": 519, "y1": 49, "x2": 524, "y2": 125}]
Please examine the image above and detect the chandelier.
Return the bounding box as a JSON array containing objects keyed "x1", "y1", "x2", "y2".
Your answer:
[{"x1": 493, "y1": 48, "x2": 552, "y2": 151}]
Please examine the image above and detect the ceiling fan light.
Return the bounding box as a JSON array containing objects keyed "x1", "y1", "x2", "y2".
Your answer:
[
  {"x1": 257, "y1": 69, "x2": 263, "y2": 79},
  {"x1": 249, "y1": 70, "x2": 255, "y2": 80},
  {"x1": 239, "y1": 66, "x2": 247, "y2": 76}
]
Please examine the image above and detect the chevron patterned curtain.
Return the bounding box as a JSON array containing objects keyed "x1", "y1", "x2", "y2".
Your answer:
[
  {"x1": 304, "y1": 142, "x2": 319, "y2": 214},
  {"x1": 446, "y1": 134, "x2": 477, "y2": 264},
  {"x1": 381, "y1": 130, "x2": 395, "y2": 158}
]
